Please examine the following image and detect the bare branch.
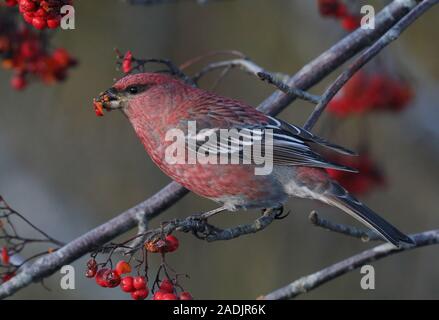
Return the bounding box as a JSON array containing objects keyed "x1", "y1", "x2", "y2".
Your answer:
[
  {"x1": 257, "y1": 72, "x2": 321, "y2": 104},
  {"x1": 309, "y1": 211, "x2": 381, "y2": 242},
  {"x1": 257, "y1": 0, "x2": 419, "y2": 116},
  {"x1": 262, "y1": 229, "x2": 439, "y2": 300},
  {"x1": 304, "y1": 0, "x2": 439, "y2": 131}
]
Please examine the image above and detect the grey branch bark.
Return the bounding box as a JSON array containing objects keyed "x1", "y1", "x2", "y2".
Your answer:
[
  {"x1": 262, "y1": 229, "x2": 439, "y2": 300},
  {"x1": 0, "y1": 0, "x2": 428, "y2": 299},
  {"x1": 304, "y1": 0, "x2": 439, "y2": 131}
]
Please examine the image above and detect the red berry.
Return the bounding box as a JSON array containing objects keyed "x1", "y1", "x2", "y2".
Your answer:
[
  {"x1": 95, "y1": 268, "x2": 110, "y2": 287},
  {"x1": 122, "y1": 51, "x2": 133, "y2": 73},
  {"x1": 145, "y1": 239, "x2": 167, "y2": 253},
  {"x1": 161, "y1": 293, "x2": 178, "y2": 300},
  {"x1": 2, "y1": 272, "x2": 15, "y2": 282},
  {"x1": 47, "y1": 17, "x2": 61, "y2": 29},
  {"x1": 20, "y1": 40, "x2": 40, "y2": 58},
  {"x1": 23, "y1": 12, "x2": 34, "y2": 23},
  {"x1": 19, "y1": 0, "x2": 37, "y2": 12},
  {"x1": 179, "y1": 292, "x2": 193, "y2": 300},
  {"x1": 4, "y1": 0, "x2": 18, "y2": 7},
  {"x1": 152, "y1": 291, "x2": 166, "y2": 300},
  {"x1": 133, "y1": 276, "x2": 147, "y2": 290},
  {"x1": 165, "y1": 235, "x2": 179, "y2": 252},
  {"x1": 85, "y1": 269, "x2": 96, "y2": 278},
  {"x1": 11, "y1": 75, "x2": 27, "y2": 90},
  {"x1": 105, "y1": 270, "x2": 121, "y2": 288},
  {"x1": 131, "y1": 288, "x2": 149, "y2": 300},
  {"x1": 1, "y1": 247, "x2": 9, "y2": 265},
  {"x1": 34, "y1": 8, "x2": 46, "y2": 17},
  {"x1": 341, "y1": 15, "x2": 360, "y2": 31},
  {"x1": 159, "y1": 278, "x2": 174, "y2": 293},
  {"x1": 52, "y1": 48, "x2": 71, "y2": 67},
  {"x1": 120, "y1": 276, "x2": 135, "y2": 293},
  {"x1": 87, "y1": 258, "x2": 97, "y2": 270},
  {"x1": 122, "y1": 60, "x2": 132, "y2": 74},
  {"x1": 115, "y1": 260, "x2": 132, "y2": 276},
  {"x1": 32, "y1": 17, "x2": 47, "y2": 30}
]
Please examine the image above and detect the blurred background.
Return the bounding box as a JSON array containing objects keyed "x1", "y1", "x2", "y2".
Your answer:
[{"x1": 0, "y1": 0, "x2": 438, "y2": 299}]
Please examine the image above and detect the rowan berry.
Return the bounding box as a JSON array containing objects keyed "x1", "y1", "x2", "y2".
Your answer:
[
  {"x1": 133, "y1": 276, "x2": 147, "y2": 290},
  {"x1": 131, "y1": 288, "x2": 149, "y2": 300}
]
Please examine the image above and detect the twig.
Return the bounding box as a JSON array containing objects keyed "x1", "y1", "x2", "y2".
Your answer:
[
  {"x1": 257, "y1": 72, "x2": 321, "y2": 104},
  {"x1": 309, "y1": 211, "x2": 381, "y2": 242},
  {"x1": 304, "y1": 0, "x2": 439, "y2": 131},
  {"x1": 262, "y1": 229, "x2": 439, "y2": 300},
  {"x1": 193, "y1": 58, "x2": 321, "y2": 104}
]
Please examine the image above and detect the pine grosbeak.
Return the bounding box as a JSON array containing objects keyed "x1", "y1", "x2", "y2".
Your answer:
[{"x1": 95, "y1": 73, "x2": 413, "y2": 247}]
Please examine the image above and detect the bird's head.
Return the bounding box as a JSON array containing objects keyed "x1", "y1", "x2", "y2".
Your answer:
[{"x1": 94, "y1": 72, "x2": 180, "y2": 116}]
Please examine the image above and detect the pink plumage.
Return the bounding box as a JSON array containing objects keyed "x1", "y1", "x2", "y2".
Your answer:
[{"x1": 96, "y1": 72, "x2": 413, "y2": 247}]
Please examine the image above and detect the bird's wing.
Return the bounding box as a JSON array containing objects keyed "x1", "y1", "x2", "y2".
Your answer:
[{"x1": 182, "y1": 94, "x2": 357, "y2": 172}]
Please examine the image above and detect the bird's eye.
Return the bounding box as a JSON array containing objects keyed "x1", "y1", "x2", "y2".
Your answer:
[{"x1": 127, "y1": 86, "x2": 139, "y2": 94}]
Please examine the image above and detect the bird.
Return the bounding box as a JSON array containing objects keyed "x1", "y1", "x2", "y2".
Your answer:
[{"x1": 95, "y1": 72, "x2": 413, "y2": 247}]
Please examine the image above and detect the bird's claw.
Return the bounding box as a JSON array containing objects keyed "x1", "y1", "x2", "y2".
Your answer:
[
  {"x1": 187, "y1": 215, "x2": 220, "y2": 240},
  {"x1": 266, "y1": 206, "x2": 290, "y2": 220}
]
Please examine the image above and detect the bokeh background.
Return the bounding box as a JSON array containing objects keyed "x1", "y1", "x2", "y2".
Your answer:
[{"x1": 1, "y1": 0, "x2": 439, "y2": 299}]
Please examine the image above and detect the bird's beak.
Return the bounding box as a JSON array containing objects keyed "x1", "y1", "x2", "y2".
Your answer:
[{"x1": 93, "y1": 88, "x2": 122, "y2": 116}]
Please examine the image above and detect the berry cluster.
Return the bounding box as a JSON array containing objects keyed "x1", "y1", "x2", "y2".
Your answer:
[
  {"x1": 326, "y1": 152, "x2": 385, "y2": 195},
  {"x1": 317, "y1": 0, "x2": 360, "y2": 31},
  {"x1": 3, "y1": 0, "x2": 73, "y2": 30},
  {"x1": 121, "y1": 50, "x2": 133, "y2": 74},
  {"x1": 0, "y1": 22, "x2": 76, "y2": 90},
  {"x1": 152, "y1": 278, "x2": 193, "y2": 300},
  {"x1": 87, "y1": 259, "x2": 150, "y2": 300},
  {"x1": 327, "y1": 71, "x2": 413, "y2": 117},
  {"x1": 145, "y1": 234, "x2": 179, "y2": 253},
  {"x1": 86, "y1": 234, "x2": 193, "y2": 300}
]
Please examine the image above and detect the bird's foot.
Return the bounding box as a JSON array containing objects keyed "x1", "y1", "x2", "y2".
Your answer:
[
  {"x1": 184, "y1": 215, "x2": 222, "y2": 240},
  {"x1": 263, "y1": 206, "x2": 290, "y2": 220}
]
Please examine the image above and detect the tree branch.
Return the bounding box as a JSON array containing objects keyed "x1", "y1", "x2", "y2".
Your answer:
[
  {"x1": 0, "y1": 0, "x2": 424, "y2": 298},
  {"x1": 262, "y1": 229, "x2": 439, "y2": 300},
  {"x1": 257, "y1": 0, "x2": 419, "y2": 116},
  {"x1": 304, "y1": 0, "x2": 439, "y2": 131}
]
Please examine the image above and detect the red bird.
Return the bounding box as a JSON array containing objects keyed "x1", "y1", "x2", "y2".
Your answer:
[{"x1": 96, "y1": 72, "x2": 413, "y2": 247}]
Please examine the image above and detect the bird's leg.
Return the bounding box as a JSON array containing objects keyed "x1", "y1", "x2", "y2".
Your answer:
[
  {"x1": 200, "y1": 206, "x2": 228, "y2": 219},
  {"x1": 184, "y1": 206, "x2": 228, "y2": 240},
  {"x1": 257, "y1": 71, "x2": 321, "y2": 105}
]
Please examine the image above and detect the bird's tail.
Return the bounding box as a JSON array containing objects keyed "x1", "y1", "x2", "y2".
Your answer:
[{"x1": 323, "y1": 182, "x2": 414, "y2": 247}]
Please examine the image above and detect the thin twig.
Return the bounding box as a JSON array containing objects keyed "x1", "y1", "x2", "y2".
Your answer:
[
  {"x1": 257, "y1": 72, "x2": 321, "y2": 104},
  {"x1": 193, "y1": 58, "x2": 320, "y2": 104},
  {"x1": 309, "y1": 211, "x2": 381, "y2": 242},
  {"x1": 262, "y1": 229, "x2": 439, "y2": 300}
]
